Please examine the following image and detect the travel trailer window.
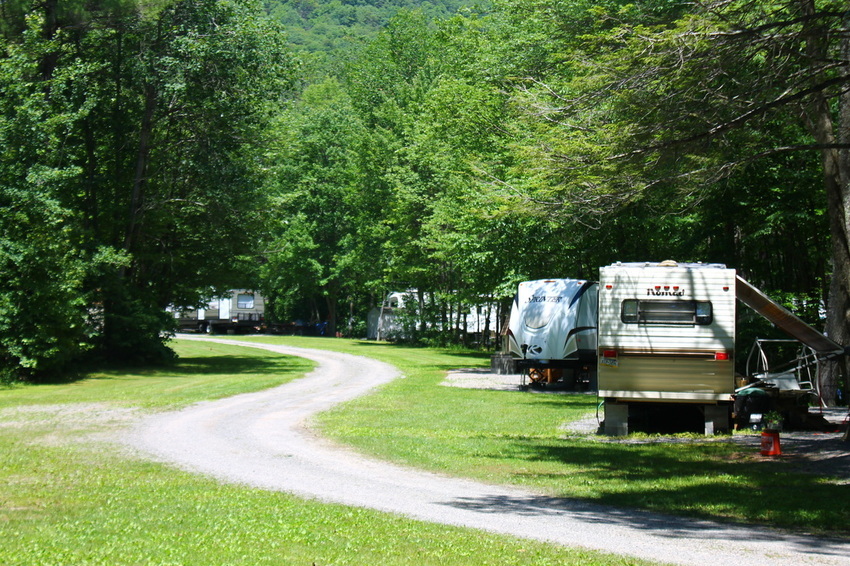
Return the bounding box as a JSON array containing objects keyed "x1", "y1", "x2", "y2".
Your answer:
[
  {"x1": 621, "y1": 299, "x2": 713, "y2": 325},
  {"x1": 237, "y1": 294, "x2": 254, "y2": 309}
]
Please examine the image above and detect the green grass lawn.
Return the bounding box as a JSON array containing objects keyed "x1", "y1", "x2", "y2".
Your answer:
[
  {"x1": 0, "y1": 340, "x2": 315, "y2": 410},
  {"x1": 0, "y1": 339, "x2": 650, "y2": 566},
  {"x1": 233, "y1": 336, "x2": 850, "y2": 536}
]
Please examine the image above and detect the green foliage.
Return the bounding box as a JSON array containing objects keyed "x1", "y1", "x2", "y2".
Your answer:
[
  {"x1": 0, "y1": 13, "x2": 96, "y2": 381},
  {"x1": 0, "y1": 0, "x2": 298, "y2": 379},
  {"x1": 4, "y1": 0, "x2": 843, "y2": 376},
  {"x1": 262, "y1": 78, "x2": 373, "y2": 332},
  {"x1": 262, "y1": 1, "x2": 836, "y2": 348},
  {"x1": 477, "y1": 0, "x2": 835, "y2": 307}
]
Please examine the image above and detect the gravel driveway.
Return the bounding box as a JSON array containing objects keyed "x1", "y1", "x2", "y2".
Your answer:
[{"x1": 125, "y1": 336, "x2": 850, "y2": 566}]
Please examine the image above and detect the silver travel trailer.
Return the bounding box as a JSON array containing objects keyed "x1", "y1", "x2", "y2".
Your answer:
[
  {"x1": 597, "y1": 262, "x2": 738, "y2": 434},
  {"x1": 507, "y1": 279, "x2": 598, "y2": 388}
]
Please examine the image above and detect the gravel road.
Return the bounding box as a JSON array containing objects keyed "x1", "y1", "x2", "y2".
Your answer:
[{"x1": 125, "y1": 336, "x2": 850, "y2": 566}]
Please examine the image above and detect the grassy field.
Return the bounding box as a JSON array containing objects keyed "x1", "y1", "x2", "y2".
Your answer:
[
  {"x1": 0, "y1": 339, "x2": 651, "y2": 566},
  {"x1": 233, "y1": 336, "x2": 850, "y2": 536}
]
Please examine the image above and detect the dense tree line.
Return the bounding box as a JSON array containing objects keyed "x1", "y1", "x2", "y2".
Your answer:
[
  {"x1": 2, "y1": 0, "x2": 848, "y2": 404},
  {"x1": 262, "y1": 0, "x2": 847, "y2": 400},
  {"x1": 0, "y1": 0, "x2": 296, "y2": 380}
]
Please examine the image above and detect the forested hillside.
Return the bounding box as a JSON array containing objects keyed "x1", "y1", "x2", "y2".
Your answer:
[
  {"x1": 2, "y1": 0, "x2": 849, "y2": 402},
  {"x1": 264, "y1": 0, "x2": 483, "y2": 51}
]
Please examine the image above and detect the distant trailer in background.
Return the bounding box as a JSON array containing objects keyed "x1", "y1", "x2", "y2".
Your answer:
[
  {"x1": 367, "y1": 290, "x2": 497, "y2": 342},
  {"x1": 171, "y1": 290, "x2": 265, "y2": 334},
  {"x1": 506, "y1": 278, "x2": 598, "y2": 389}
]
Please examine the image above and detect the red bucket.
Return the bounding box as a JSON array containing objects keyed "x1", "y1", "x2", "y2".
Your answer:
[{"x1": 760, "y1": 431, "x2": 781, "y2": 456}]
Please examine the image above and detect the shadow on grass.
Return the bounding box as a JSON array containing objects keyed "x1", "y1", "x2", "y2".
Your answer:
[
  {"x1": 175, "y1": 355, "x2": 305, "y2": 375},
  {"x1": 441, "y1": 492, "x2": 850, "y2": 557},
  {"x1": 86, "y1": 355, "x2": 303, "y2": 381},
  {"x1": 487, "y1": 438, "x2": 850, "y2": 535}
]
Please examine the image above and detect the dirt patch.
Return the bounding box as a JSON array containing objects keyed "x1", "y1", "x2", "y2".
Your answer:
[
  {"x1": 0, "y1": 403, "x2": 142, "y2": 445},
  {"x1": 727, "y1": 426, "x2": 850, "y2": 482},
  {"x1": 442, "y1": 368, "x2": 525, "y2": 391}
]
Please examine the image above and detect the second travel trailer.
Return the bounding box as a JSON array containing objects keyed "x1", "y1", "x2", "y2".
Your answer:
[
  {"x1": 597, "y1": 262, "x2": 737, "y2": 434},
  {"x1": 506, "y1": 278, "x2": 598, "y2": 388},
  {"x1": 171, "y1": 290, "x2": 265, "y2": 334}
]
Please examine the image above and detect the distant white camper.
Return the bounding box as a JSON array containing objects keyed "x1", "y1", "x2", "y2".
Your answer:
[
  {"x1": 507, "y1": 279, "x2": 598, "y2": 387},
  {"x1": 367, "y1": 290, "x2": 497, "y2": 341},
  {"x1": 366, "y1": 291, "x2": 410, "y2": 340},
  {"x1": 597, "y1": 262, "x2": 736, "y2": 434}
]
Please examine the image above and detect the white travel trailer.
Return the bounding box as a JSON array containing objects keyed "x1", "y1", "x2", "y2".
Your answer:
[
  {"x1": 597, "y1": 262, "x2": 737, "y2": 434},
  {"x1": 507, "y1": 279, "x2": 598, "y2": 387},
  {"x1": 367, "y1": 290, "x2": 497, "y2": 341},
  {"x1": 366, "y1": 291, "x2": 409, "y2": 340}
]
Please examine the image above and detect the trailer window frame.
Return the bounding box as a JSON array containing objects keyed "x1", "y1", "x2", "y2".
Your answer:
[
  {"x1": 621, "y1": 299, "x2": 713, "y2": 325},
  {"x1": 236, "y1": 293, "x2": 255, "y2": 309}
]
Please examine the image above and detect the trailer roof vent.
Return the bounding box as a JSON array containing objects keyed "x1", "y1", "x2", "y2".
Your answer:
[{"x1": 659, "y1": 259, "x2": 678, "y2": 267}]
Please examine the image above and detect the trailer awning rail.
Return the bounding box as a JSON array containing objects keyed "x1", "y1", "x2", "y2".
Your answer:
[{"x1": 735, "y1": 276, "x2": 844, "y2": 356}]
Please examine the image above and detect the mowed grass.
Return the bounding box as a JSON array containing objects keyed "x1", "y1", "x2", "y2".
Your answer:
[
  {"x1": 0, "y1": 339, "x2": 649, "y2": 566},
  {"x1": 234, "y1": 336, "x2": 850, "y2": 536},
  {"x1": 0, "y1": 340, "x2": 315, "y2": 410}
]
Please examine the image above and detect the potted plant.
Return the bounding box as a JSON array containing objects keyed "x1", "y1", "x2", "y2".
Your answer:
[{"x1": 763, "y1": 410, "x2": 783, "y2": 431}]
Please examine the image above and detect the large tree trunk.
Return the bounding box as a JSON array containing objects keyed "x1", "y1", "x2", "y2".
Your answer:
[
  {"x1": 801, "y1": 0, "x2": 850, "y2": 408},
  {"x1": 822, "y1": 154, "x2": 850, "y2": 408},
  {"x1": 125, "y1": 81, "x2": 156, "y2": 255},
  {"x1": 839, "y1": 21, "x2": 850, "y2": 439},
  {"x1": 810, "y1": 92, "x2": 847, "y2": 408}
]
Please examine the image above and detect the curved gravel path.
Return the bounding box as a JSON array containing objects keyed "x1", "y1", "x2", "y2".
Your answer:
[{"x1": 126, "y1": 336, "x2": 850, "y2": 566}]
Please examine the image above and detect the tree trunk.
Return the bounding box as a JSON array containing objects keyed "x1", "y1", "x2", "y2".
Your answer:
[
  {"x1": 325, "y1": 294, "x2": 337, "y2": 337},
  {"x1": 839, "y1": 20, "x2": 850, "y2": 438},
  {"x1": 418, "y1": 289, "x2": 427, "y2": 335},
  {"x1": 821, "y1": 152, "x2": 850, "y2": 407},
  {"x1": 38, "y1": 0, "x2": 59, "y2": 82},
  {"x1": 125, "y1": 81, "x2": 156, "y2": 255},
  {"x1": 801, "y1": 0, "x2": 850, "y2": 407}
]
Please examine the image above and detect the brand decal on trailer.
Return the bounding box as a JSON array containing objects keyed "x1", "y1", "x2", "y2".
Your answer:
[
  {"x1": 526, "y1": 295, "x2": 564, "y2": 303},
  {"x1": 646, "y1": 287, "x2": 686, "y2": 297}
]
